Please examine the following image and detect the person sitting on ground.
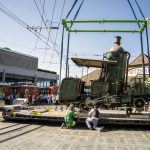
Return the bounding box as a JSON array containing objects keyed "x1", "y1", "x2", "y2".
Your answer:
[
  {"x1": 61, "y1": 103, "x2": 76, "y2": 129},
  {"x1": 86, "y1": 105, "x2": 100, "y2": 130}
]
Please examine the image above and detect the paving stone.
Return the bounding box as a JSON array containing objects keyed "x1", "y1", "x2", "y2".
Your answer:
[{"x1": 0, "y1": 111, "x2": 150, "y2": 150}]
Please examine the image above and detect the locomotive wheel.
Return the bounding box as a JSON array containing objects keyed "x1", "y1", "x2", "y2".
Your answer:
[{"x1": 133, "y1": 98, "x2": 145, "y2": 110}]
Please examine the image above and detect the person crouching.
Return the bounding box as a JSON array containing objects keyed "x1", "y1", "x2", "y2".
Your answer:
[
  {"x1": 86, "y1": 105, "x2": 100, "y2": 130},
  {"x1": 61, "y1": 104, "x2": 76, "y2": 129}
]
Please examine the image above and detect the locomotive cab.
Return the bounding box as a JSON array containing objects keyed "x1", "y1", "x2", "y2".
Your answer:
[{"x1": 59, "y1": 78, "x2": 86, "y2": 104}]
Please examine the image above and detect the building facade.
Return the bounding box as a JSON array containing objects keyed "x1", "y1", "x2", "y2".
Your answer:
[
  {"x1": 128, "y1": 54, "x2": 149, "y2": 80},
  {"x1": 0, "y1": 48, "x2": 59, "y2": 87}
]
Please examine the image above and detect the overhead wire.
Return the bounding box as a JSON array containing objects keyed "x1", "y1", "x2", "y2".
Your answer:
[
  {"x1": 39, "y1": 0, "x2": 57, "y2": 40},
  {"x1": 35, "y1": 0, "x2": 60, "y2": 48},
  {"x1": 51, "y1": 0, "x2": 57, "y2": 27},
  {"x1": 33, "y1": 0, "x2": 53, "y2": 42},
  {"x1": 0, "y1": 2, "x2": 29, "y2": 27},
  {"x1": 49, "y1": 0, "x2": 66, "y2": 65},
  {"x1": 35, "y1": 0, "x2": 45, "y2": 48},
  {"x1": 38, "y1": 0, "x2": 66, "y2": 70},
  {"x1": 43, "y1": 0, "x2": 62, "y2": 62},
  {"x1": 40, "y1": 0, "x2": 46, "y2": 18},
  {"x1": 53, "y1": 0, "x2": 66, "y2": 72},
  {"x1": 29, "y1": 0, "x2": 46, "y2": 55},
  {"x1": 0, "y1": 2, "x2": 58, "y2": 54},
  {"x1": 43, "y1": 0, "x2": 57, "y2": 64},
  {"x1": 34, "y1": 0, "x2": 64, "y2": 71},
  {"x1": 33, "y1": 0, "x2": 59, "y2": 55},
  {"x1": 0, "y1": 4, "x2": 28, "y2": 29}
]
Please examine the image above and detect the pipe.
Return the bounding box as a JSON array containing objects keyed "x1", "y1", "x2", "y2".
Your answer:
[{"x1": 125, "y1": 51, "x2": 130, "y2": 92}]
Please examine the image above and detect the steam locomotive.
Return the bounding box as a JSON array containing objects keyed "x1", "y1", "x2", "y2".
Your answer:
[{"x1": 59, "y1": 36, "x2": 150, "y2": 112}]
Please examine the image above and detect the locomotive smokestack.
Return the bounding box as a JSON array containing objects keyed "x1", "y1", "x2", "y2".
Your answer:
[
  {"x1": 114, "y1": 36, "x2": 121, "y2": 45},
  {"x1": 108, "y1": 36, "x2": 124, "y2": 52}
]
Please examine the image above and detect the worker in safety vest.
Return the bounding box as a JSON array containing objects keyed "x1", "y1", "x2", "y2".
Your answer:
[{"x1": 61, "y1": 103, "x2": 76, "y2": 129}]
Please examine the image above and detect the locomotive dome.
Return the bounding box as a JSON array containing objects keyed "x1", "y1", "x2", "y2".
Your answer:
[{"x1": 108, "y1": 36, "x2": 125, "y2": 53}]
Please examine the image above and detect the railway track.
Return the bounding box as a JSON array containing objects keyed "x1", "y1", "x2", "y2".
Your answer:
[{"x1": 0, "y1": 123, "x2": 42, "y2": 143}]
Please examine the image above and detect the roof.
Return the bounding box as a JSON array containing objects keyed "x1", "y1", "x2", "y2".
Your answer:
[
  {"x1": 129, "y1": 54, "x2": 149, "y2": 67},
  {"x1": 81, "y1": 69, "x2": 101, "y2": 86},
  {"x1": 71, "y1": 57, "x2": 117, "y2": 68},
  {"x1": 0, "y1": 47, "x2": 38, "y2": 59}
]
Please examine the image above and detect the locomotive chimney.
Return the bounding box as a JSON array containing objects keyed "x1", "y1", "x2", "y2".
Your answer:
[
  {"x1": 108, "y1": 36, "x2": 125, "y2": 52},
  {"x1": 114, "y1": 36, "x2": 121, "y2": 45}
]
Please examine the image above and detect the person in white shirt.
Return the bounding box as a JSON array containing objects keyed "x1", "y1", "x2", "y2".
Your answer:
[
  {"x1": 52, "y1": 95, "x2": 56, "y2": 105},
  {"x1": 86, "y1": 106, "x2": 100, "y2": 130}
]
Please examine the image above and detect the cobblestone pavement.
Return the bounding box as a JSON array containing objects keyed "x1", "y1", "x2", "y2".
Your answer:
[{"x1": 0, "y1": 111, "x2": 150, "y2": 150}]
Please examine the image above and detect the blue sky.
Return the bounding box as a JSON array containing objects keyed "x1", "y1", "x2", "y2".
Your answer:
[{"x1": 0, "y1": 0, "x2": 150, "y2": 79}]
